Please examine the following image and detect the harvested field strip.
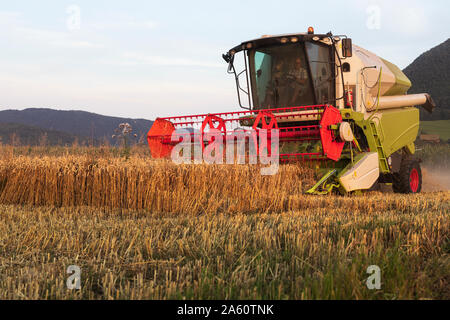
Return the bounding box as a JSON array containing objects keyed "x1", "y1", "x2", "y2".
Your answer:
[{"x1": 0, "y1": 204, "x2": 448, "y2": 299}]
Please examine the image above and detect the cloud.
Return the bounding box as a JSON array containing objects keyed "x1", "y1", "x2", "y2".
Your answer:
[
  {"x1": 392, "y1": 7, "x2": 429, "y2": 35},
  {"x1": 114, "y1": 51, "x2": 223, "y2": 68},
  {"x1": 16, "y1": 26, "x2": 103, "y2": 49},
  {"x1": 0, "y1": 11, "x2": 23, "y2": 24},
  {"x1": 90, "y1": 20, "x2": 158, "y2": 31},
  {"x1": 86, "y1": 12, "x2": 158, "y2": 31},
  {"x1": 0, "y1": 10, "x2": 103, "y2": 49},
  {"x1": 350, "y1": 0, "x2": 432, "y2": 36}
]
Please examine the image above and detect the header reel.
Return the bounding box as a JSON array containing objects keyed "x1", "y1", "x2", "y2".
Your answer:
[{"x1": 147, "y1": 105, "x2": 353, "y2": 167}]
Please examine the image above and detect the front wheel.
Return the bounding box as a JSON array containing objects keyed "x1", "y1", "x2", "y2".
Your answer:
[{"x1": 392, "y1": 160, "x2": 422, "y2": 194}]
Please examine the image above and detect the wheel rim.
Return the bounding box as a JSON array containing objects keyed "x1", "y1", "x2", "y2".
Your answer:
[{"x1": 410, "y1": 168, "x2": 419, "y2": 192}]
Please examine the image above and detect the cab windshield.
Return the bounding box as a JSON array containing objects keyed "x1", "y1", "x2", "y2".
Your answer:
[{"x1": 248, "y1": 42, "x2": 334, "y2": 110}]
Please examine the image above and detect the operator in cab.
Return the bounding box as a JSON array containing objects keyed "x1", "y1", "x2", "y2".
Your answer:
[
  {"x1": 287, "y1": 57, "x2": 308, "y2": 106},
  {"x1": 263, "y1": 60, "x2": 288, "y2": 108},
  {"x1": 263, "y1": 56, "x2": 309, "y2": 109}
]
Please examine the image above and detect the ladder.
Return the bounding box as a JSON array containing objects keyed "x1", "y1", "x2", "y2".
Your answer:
[{"x1": 369, "y1": 122, "x2": 389, "y2": 173}]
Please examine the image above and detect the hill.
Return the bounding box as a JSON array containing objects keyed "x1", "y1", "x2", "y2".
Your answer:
[
  {"x1": 0, "y1": 108, "x2": 153, "y2": 144},
  {"x1": 403, "y1": 39, "x2": 450, "y2": 120},
  {"x1": 0, "y1": 122, "x2": 92, "y2": 146}
]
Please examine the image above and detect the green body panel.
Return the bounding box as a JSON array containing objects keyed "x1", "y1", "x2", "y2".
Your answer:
[
  {"x1": 341, "y1": 107, "x2": 419, "y2": 174},
  {"x1": 380, "y1": 58, "x2": 412, "y2": 96},
  {"x1": 376, "y1": 108, "x2": 419, "y2": 157}
]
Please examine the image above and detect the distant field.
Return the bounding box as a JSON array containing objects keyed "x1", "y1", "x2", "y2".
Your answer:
[{"x1": 420, "y1": 120, "x2": 450, "y2": 141}]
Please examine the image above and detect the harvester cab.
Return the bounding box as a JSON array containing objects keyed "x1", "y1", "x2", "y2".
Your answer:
[{"x1": 147, "y1": 28, "x2": 435, "y2": 195}]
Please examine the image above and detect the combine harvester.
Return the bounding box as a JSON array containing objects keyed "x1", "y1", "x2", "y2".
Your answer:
[{"x1": 148, "y1": 28, "x2": 435, "y2": 194}]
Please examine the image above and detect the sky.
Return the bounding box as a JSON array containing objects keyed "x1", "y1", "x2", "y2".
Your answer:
[{"x1": 0, "y1": 0, "x2": 448, "y2": 120}]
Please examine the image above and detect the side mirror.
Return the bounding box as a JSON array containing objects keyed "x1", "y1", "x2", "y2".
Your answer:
[
  {"x1": 342, "y1": 38, "x2": 353, "y2": 58},
  {"x1": 222, "y1": 53, "x2": 235, "y2": 72},
  {"x1": 222, "y1": 53, "x2": 231, "y2": 63}
]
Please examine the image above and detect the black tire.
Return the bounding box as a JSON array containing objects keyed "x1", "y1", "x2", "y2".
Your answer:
[{"x1": 392, "y1": 159, "x2": 422, "y2": 194}]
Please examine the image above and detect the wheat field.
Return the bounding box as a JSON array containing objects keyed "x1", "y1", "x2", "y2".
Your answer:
[{"x1": 0, "y1": 146, "x2": 448, "y2": 299}]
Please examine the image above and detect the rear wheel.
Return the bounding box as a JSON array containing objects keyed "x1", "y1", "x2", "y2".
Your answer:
[{"x1": 393, "y1": 159, "x2": 422, "y2": 194}]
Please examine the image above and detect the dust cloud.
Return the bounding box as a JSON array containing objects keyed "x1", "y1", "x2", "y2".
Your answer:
[{"x1": 422, "y1": 166, "x2": 450, "y2": 192}]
